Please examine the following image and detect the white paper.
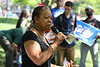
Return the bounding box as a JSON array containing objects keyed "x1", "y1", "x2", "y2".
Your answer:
[{"x1": 66, "y1": 34, "x2": 76, "y2": 44}]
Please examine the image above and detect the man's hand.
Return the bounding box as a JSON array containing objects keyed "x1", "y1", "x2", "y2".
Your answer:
[
  {"x1": 11, "y1": 43, "x2": 18, "y2": 60},
  {"x1": 76, "y1": 38, "x2": 79, "y2": 41},
  {"x1": 94, "y1": 35, "x2": 100, "y2": 40},
  {"x1": 65, "y1": 60, "x2": 78, "y2": 67}
]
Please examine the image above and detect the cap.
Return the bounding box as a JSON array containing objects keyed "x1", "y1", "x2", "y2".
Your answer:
[
  {"x1": 86, "y1": 5, "x2": 93, "y2": 10},
  {"x1": 38, "y1": 4, "x2": 45, "y2": 6}
]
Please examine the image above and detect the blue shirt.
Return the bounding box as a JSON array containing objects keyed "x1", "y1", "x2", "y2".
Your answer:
[
  {"x1": 51, "y1": 7, "x2": 64, "y2": 23},
  {"x1": 54, "y1": 13, "x2": 76, "y2": 47}
]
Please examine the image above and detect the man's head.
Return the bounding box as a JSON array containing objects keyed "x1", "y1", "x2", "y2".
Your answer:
[
  {"x1": 56, "y1": 0, "x2": 64, "y2": 8},
  {"x1": 64, "y1": 1, "x2": 73, "y2": 15},
  {"x1": 85, "y1": 5, "x2": 94, "y2": 18}
]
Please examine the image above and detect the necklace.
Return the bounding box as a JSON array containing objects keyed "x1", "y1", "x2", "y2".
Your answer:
[{"x1": 32, "y1": 28, "x2": 45, "y2": 40}]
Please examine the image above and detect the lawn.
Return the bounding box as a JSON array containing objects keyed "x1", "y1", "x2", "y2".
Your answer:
[
  {"x1": 0, "y1": 23, "x2": 16, "y2": 67},
  {"x1": 0, "y1": 20, "x2": 100, "y2": 67}
]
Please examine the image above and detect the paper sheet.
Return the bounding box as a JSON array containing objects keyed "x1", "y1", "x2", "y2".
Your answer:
[{"x1": 66, "y1": 34, "x2": 76, "y2": 44}]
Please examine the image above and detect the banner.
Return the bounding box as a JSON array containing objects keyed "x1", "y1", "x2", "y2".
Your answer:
[{"x1": 74, "y1": 20, "x2": 100, "y2": 46}]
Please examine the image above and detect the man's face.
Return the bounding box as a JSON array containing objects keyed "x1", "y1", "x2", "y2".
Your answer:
[
  {"x1": 85, "y1": 8, "x2": 93, "y2": 17},
  {"x1": 56, "y1": 0, "x2": 63, "y2": 7},
  {"x1": 64, "y1": 6, "x2": 72, "y2": 15}
]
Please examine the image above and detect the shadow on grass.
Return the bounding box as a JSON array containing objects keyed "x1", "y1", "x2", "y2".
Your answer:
[{"x1": 0, "y1": 45, "x2": 5, "y2": 67}]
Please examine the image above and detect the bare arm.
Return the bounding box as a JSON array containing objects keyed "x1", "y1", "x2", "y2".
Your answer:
[
  {"x1": 11, "y1": 43, "x2": 18, "y2": 60},
  {"x1": 24, "y1": 32, "x2": 66, "y2": 66}
]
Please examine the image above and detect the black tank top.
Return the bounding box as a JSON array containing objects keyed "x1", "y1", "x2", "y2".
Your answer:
[{"x1": 21, "y1": 31, "x2": 54, "y2": 67}]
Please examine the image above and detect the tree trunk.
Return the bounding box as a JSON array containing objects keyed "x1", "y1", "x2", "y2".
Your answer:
[
  {"x1": 41, "y1": 0, "x2": 56, "y2": 9},
  {"x1": 41, "y1": 0, "x2": 49, "y2": 6}
]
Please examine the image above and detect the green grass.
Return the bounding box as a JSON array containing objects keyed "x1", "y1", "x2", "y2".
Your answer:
[
  {"x1": 0, "y1": 17, "x2": 17, "y2": 67},
  {"x1": 0, "y1": 17, "x2": 16, "y2": 30},
  {"x1": 0, "y1": 17, "x2": 18, "y2": 24},
  {"x1": 74, "y1": 39, "x2": 100, "y2": 67},
  {"x1": 0, "y1": 18, "x2": 100, "y2": 67},
  {"x1": 0, "y1": 23, "x2": 16, "y2": 30},
  {"x1": 0, "y1": 46, "x2": 5, "y2": 64}
]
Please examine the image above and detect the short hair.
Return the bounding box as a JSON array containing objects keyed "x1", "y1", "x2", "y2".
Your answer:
[
  {"x1": 65, "y1": 1, "x2": 73, "y2": 7},
  {"x1": 56, "y1": 0, "x2": 64, "y2": 2},
  {"x1": 32, "y1": 6, "x2": 49, "y2": 24}
]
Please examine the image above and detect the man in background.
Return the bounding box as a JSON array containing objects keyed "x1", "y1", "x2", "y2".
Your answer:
[
  {"x1": 0, "y1": 28, "x2": 23, "y2": 67},
  {"x1": 79, "y1": 5, "x2": 100, "y2": 67},
  {"x1": 45, "y1": 0, "x2": 65, "y2": 64},
  {"x1": 51, "y1": 0, "x2": 65, "y2": 23},
  {"x1": 54, "y1": 1, "x2": 76, "y2": 66}
]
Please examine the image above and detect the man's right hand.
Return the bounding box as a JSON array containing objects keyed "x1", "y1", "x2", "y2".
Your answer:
[{"x1": 65, "y1": 60, "x2": 78, "y2": 67}]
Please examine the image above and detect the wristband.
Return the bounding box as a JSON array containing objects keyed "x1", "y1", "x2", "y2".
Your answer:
[{"x1": 50, "y1": 45, "x2": 54, "y2": 52}]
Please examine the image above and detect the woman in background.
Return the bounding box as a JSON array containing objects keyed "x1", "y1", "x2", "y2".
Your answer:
[{"x1": 16, "y1": 9, "x2": 30, "y2": 33}]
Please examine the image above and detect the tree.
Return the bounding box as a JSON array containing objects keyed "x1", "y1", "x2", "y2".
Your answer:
[
  {"x1": 11, "y1": 0, "x2": 100, "y2": 16},
  {"x1": 11, "y1": 0, "x2": 57, "y2": 9},
  {"x1": 11, "y1": 0, "x2": 40, "y2": 8},
  {"x1": 41, "y1": 0, "x2": 57, "y2": 8},
  {"x1": 74, "y1": 0, "x2": 100, "y2": 16}
]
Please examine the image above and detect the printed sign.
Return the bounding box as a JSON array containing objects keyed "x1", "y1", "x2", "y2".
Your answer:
[{"x1": 74, "y1": 20, "x2": 100, "y2": 46}]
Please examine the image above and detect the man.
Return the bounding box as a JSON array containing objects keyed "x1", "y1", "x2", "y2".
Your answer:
[
  {"x1": 79, "y1": 5, "x2": 100, "y2": 67},
  {"x1": 51, "y1": 0, "x2": 65, "y2": 23},
  {"x1": 54, "y1": 1, "x2": 76, "y2": 66},
  {"x1": 45, "y1": 0, "x2": 65, "y2": 64},
  {"x1": 0, "y1": 28, "x2": 23, "y2": 67},
  {"x1": 46, "y1": 0, "x2": 64, "y2": 46}
]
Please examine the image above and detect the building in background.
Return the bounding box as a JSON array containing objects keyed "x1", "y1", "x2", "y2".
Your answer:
[{"x1": 1, "y1": 0, "x2": 21, "y2": 17}]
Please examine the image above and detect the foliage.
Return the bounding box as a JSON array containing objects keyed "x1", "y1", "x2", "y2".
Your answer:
[
  {"x1": 74, "y1": 0, "x2": 100, "y2": 16},
  {"x1": 0, "y1": 17, "x2": 18, "y2": 24},
  {"x1": 11, "y1": 0, "x2": 100, "y2": 17},
  {"x1": 11, "y1": 0, "x2": 56, "y2": 9},
  {"x1": 11, "y1": 0, "x2": 41, "y2": 8},
  {"x1": 73, "y1": 1, "x2": 80, "y2": 14}
]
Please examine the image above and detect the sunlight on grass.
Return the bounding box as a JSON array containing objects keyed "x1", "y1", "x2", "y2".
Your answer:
[
  {"x1": 85, "y1": 51, "x2": 93, "y2": 67},
  {"x1": 75, "y1": 49, "x2": 80, "y2": 64},
  {"x1": 0, "y1": 23, "x2": 16, "y2": 30},
  {"x1": 0, "y1": 45, "x2": 5, "y2": 63}
]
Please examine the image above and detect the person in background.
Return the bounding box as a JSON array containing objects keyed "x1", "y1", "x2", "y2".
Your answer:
[
  {"x1": 54, "y1": 1, "x2": 77, "y2": 66},
  {"x1": 0, "y1": 28, "x2": 23, "y2": 67},
  {"x1": 21, "y1": 6, "x2": 77, "y2": 67},
  {"x1": 46, "y1": 0, "x2": 64, "y2": 45},
  {"x1": 16, "y1": 9, "x2": 30, "y2": 65},
  {"x1": 51, "y1": 0, "x2": 64, "y2": 23},
  {"x1": 45, "y1": 0, "x2": 65, "y2": 64},
  {"x1": 16, "y1": 9, "x2": 30, "y2": 33},
  {"x1": 79, "y1": 5, "x2": 100, "y2": 67}
]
